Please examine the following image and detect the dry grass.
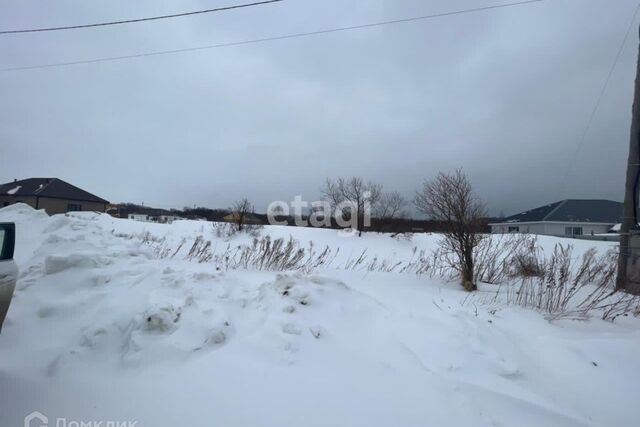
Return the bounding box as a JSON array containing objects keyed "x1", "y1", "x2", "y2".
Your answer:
[
  {"x1": 493, "y1": 245, "x2": 640, "y2": 321},
  {"x1": 120, "y1": 228, "x2": 639, "y2": 322}
]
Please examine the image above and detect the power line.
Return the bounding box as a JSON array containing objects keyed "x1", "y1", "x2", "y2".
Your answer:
[
  {"x1": 0, "y1": 0, "x2": 283, "y2": 35},
  {"x1": 1, "y1": 0, "x2": 545, "y2": 72},
  {"x1": 558, "y1": 1, "x2": 640, "y2": 197}
]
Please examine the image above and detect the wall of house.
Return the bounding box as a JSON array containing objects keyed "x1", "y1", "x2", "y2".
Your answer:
[
  {"x1": 491, "y1": 222, "x2": 613, "y2": 236},
  {"x1": 491, "y1": 224, "x2": 509, "y2": 234},
  {"x1": 0, "y1": 196, "x2": 106, "y2": 215},
  {"x1": 542, "y1": 223, "x2": 612, "y2": 236},
  {"x1": 491, "y1": 223, "x2": 547, "y2": 234},
  {"x1": 0, "y1": 196, "x2": 37, "y2": 210},
  {"x1": 37, "y1": 197, "x2": 106, "y2": 214}
]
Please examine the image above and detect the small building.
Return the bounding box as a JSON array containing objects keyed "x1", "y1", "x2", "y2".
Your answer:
[
  {"x1": 0, "y1": 178, "x2": 109, "y2": 214},
  {"x1": 490, "y1": 199, "x2": 623, "y2": 237},
  {"x1": 157, "y1": 215, "x2": 182, "y2": 224},
  {"x1": 128, "y1": 213, "x2": 151, "y2": 222},
  {"x1": 222, "y1": 212, "x2": 262, "y2": 225}
]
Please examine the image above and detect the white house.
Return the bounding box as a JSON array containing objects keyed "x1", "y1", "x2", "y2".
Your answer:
[
  {"x1": 490, "y1": 199, "x2": 622, "y2": 237},
  {"x1": 128, "y1": 213, "x2": 151, "y2": 222},
  {"x1": 157, "y1": 215, "x2": 182, "y2": 224}
]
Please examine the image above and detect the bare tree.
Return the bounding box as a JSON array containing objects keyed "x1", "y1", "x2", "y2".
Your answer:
[
  {"x1": 230, "y1": 198, "x2": 253, "y2": 232},
  {"x1": 373, "y1": 191, "x2": 407, "y2": 232},
  {"x1": 322, "y1": 177, "x2": 382, "y2": 236},
  {"x1": 414, "y1": 170, "x2": 487, "y2": 291}
]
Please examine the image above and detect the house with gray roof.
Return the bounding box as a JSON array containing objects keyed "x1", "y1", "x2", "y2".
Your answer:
[
  {"x1": 489, "y1": 199, "x2": 623, "y2": 237},
  {"x1": 0, "y1": 178, "x2": 109, "y2": 214}
]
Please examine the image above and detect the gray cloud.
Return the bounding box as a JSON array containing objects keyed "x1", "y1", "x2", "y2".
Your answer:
[{"x1": 0, "y1": 0, "x2": 637, "y2": 215}]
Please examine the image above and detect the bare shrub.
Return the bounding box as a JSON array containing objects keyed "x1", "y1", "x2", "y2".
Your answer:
[
  {"x1": 186, "y1": 235, "x2": 213, "y2": 263},
  {"x1": 507, "y1": 236, "x2": 544, "y2": 279},
  {"x1": 511, "y1": 252, "x2": 545, "y2": 278},
  {"x1": 243, "y1": 224, "x2": 263, "y2": 238},
  {"x1": 212, "y1": 221, "x2": 262, "y2": 240},
  {"x1": 226, "y1": 237, "x2": 336, "y2": 273},
  {"x1": 212, "y1": 222, "x2": 238, "y2": 240},
  {"x1": 503, "y1": 245, "x2": 640, "y2": 321},
  {"x1": 373, "y1": 191, "x2": 408, "y2": 232},
  {"x1": 322, "y1": 177, "x2": 382, "y2": 236},
  {"x1": 398, "y1": 248, "x2": 436, "y2": 276},
  {"x1": 340, "y1": 245, "x2": 455, "y2": 278},
  {"x1": 471, "y1": 233, "x2": 552, "y2": 284},
  {"x1": 168, "y1": 234, "x2": 337, "y2": 273},
  {"x1": 229, "y1": 198, "x2": 254, "y2": 232},
  {"x1": 414, "y1": 169, "x2": 487, "y2": 291}
]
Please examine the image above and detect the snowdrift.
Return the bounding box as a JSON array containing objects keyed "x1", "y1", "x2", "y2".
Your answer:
[{"x1": 0, "y1": 204, "x2": 638, "y2": 427}]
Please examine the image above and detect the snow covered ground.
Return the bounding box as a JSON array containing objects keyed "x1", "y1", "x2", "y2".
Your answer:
[{"x1": 0, "y1": 203, "x2": 639, "y2": 427}]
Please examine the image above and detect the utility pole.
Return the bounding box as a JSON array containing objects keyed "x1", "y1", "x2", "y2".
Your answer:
[{"x1": 616, "y1": 26, "x2": 640, "y2": 295}]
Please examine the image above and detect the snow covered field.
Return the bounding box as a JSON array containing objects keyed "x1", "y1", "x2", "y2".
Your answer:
[{"x1": 1, "y1": 203, "x2": 639, "y2": 427}]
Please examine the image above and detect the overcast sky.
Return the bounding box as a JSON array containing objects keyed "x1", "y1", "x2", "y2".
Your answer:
[{"x1": 0, "y1": 0, "x2": 637, "y2": 216}]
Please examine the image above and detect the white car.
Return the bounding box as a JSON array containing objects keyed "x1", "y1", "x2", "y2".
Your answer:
[{"x1": 0, "y1": 223, "x2": 17, "y2": 332}]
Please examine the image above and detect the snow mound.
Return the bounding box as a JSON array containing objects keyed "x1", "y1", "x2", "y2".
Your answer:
[
  {"x1": 44, "y1": 253, "x2": 109, "y2": 274},
  {"x1": 0, "y1": 202, "x2": 47, "y2": 219},
  {"x1": 0, "y1": 206, "x2": 637, "y2": 427},
  {"x1": 267, "y1": 272, "x2": 350, "y2": 308}
]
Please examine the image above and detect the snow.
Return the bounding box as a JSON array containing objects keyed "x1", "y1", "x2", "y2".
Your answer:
[
  {"x1": 0, "y1": 203, "x2": 638, "y2": 427},
  {"x1": 6, "y1": 185, "x2": 21, "y2": 195}
]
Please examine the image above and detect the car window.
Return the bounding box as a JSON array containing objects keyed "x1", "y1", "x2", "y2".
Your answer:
[{"x1": 0, "y1": 224, "x2": 15, "y2": 261}]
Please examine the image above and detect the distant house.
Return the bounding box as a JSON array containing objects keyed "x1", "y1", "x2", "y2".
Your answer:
[
  {"x1": 490, "y1": 199, "x2": 623, "y2": 237},
  {"x1": 222, "y1": 212, "x2": 262, "y2": 225},
  {"x1": 0, "y1": 178, "x2": 109, "y2": 214},
  {"x1": 157, "y1": 215, "x2": 182, "y2": 224},
  {"x1": 128, "y1": 213, "x2": 151, "y2": 222}
]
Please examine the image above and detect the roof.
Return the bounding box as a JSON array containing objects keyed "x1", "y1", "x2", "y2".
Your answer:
[
  {"x1": 0, "y1": 178, "x2": 109, "y2": 204},
  {"x1": 498, "y1": 199, "x2": 622, "y2": 224}
]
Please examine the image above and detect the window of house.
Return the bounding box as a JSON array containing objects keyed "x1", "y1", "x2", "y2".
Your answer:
[
  {"x1": 67, "y1": 203, "x2": 82, "y2": 212},
  {"x1": 508, "y1": 226, "x2": 519, "y2": 233},
  {"x1": 565, "y1": 226, "x2": 583, "y2": 236}
]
